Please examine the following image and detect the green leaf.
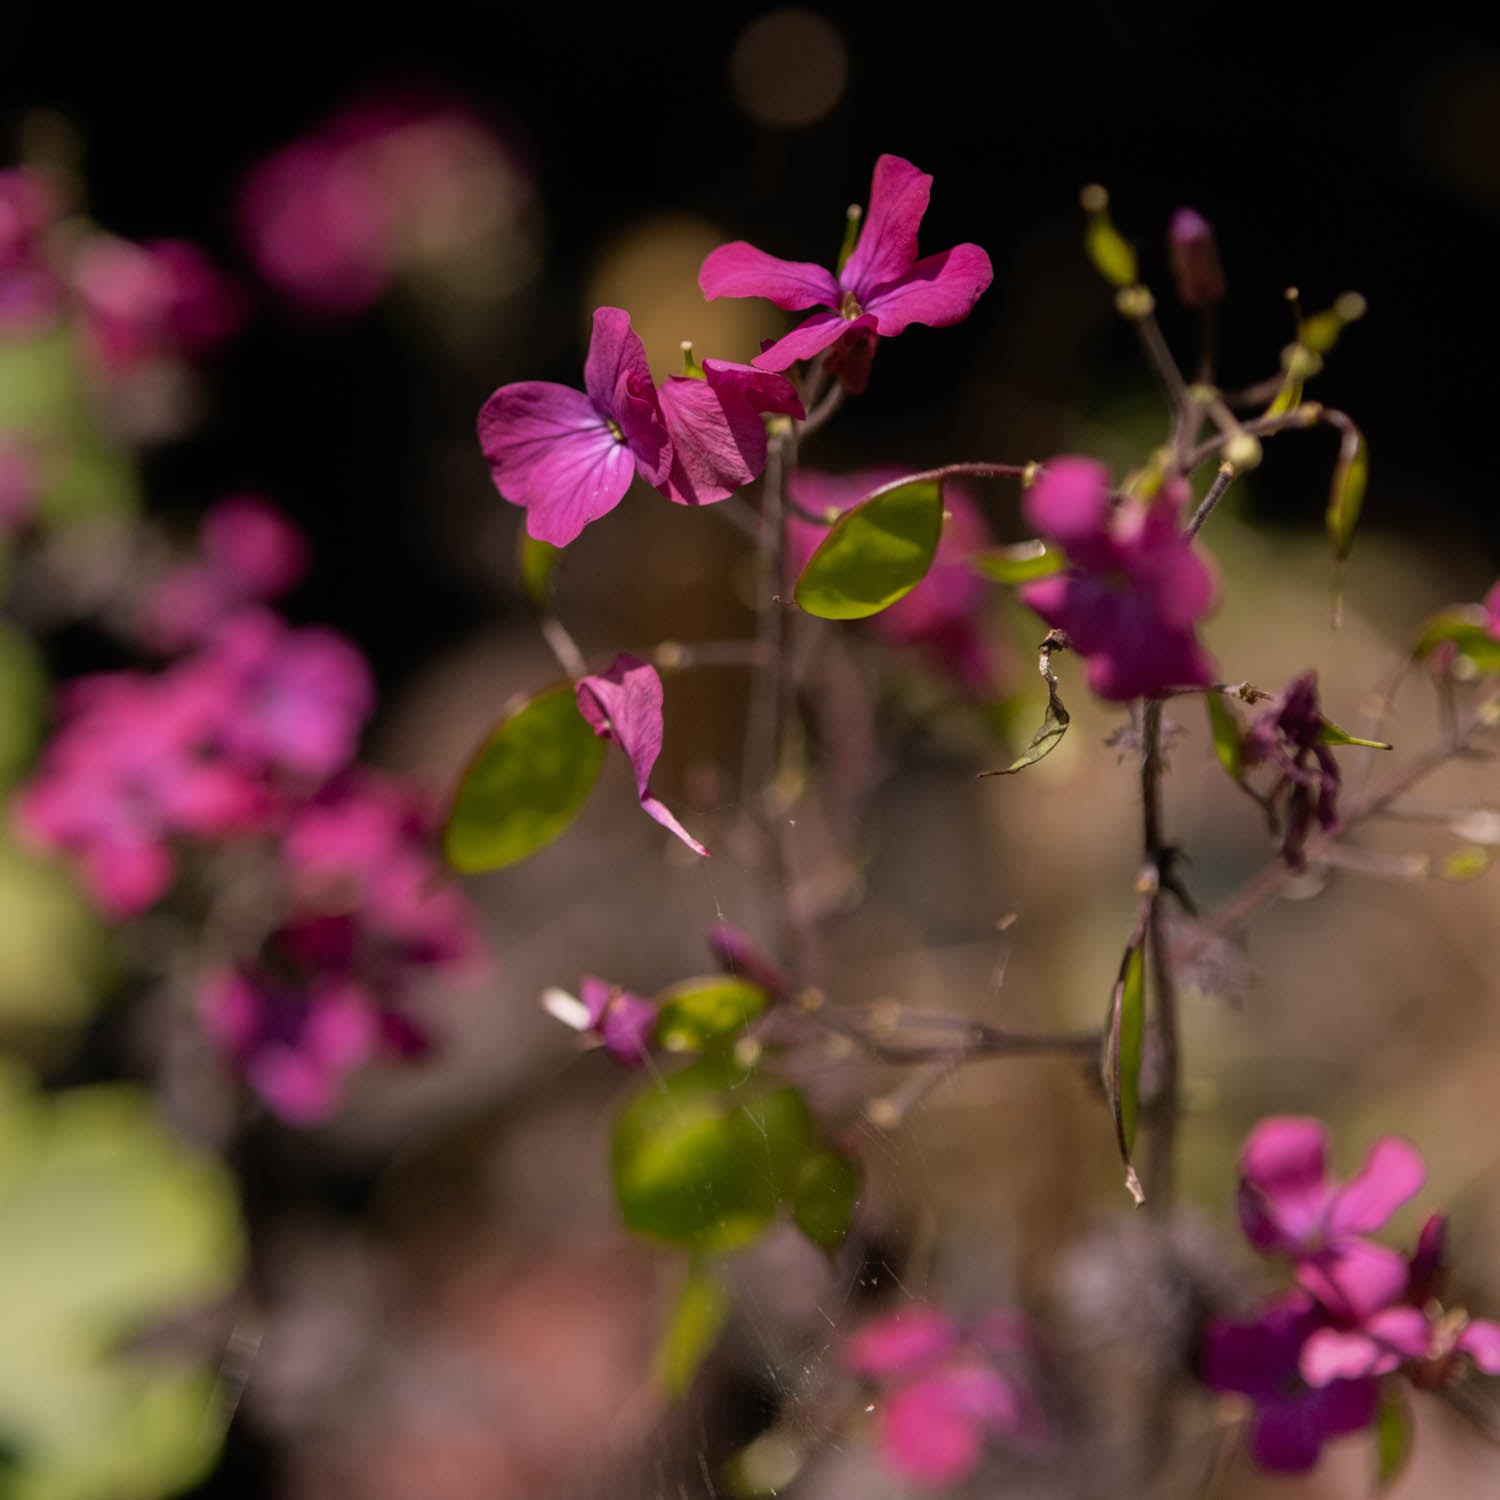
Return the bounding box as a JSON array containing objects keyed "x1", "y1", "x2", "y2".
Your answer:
[
  {"x1": 654, "y1": 977, "x2": 768, "y2": 1054},
  {"x1": 444, "y1": 684, "x2": 606, "y2": 873},
  {"x1": 1102, "y1": 923, "x2": 1147, "y2": 1205},
  {"x1": 0, "y1": 621, "x2": 48, "y2": 788},
  {"x1": 1206, "y1": 694, "x2": 1244, "y2": 780},
  {"x1": 1412, "y1": 608, "x2": 1500, "y2": 674},
  {"x1": 980, "y1": 677, "x2": 1069, "y2": 775},
  {"x1": 971, "y1": 540, "x2": 1065, "y2": 585},
  {"x1": 1326, "y1": 427, "x2": 1368, "y2": 562},
  {"x1": 1080, "y1": 187, "x2": 1138, "y2": 289},
  {"x1": 653, "y1": 1262, "x2": 730, "y2": 1397},
  {"x1": 0, "y1": 1075, "x2": 244, "y2": 1500},
  {"x1": 737, "y1": 1086, "x2": 814, "y2": 1196},
  {"x1": 518, "y1": 535, "x2": 562, "y2": 610},
  {"x1": 794, "y1": 478, "x2": 943, "y2": 620},
  {"x1": 790, "y1": 1150, "x2": 860, "y2": 1251},
  {"x1": 1374, "y1": 1382, "x2": 1413, "y2": 1490},
  {"x1": 612, "y1": 1060, "x2": 779, "y2": 1251},
  {"x1": 1317, "y1": 718, "x2": 1392, "y2": 751},
  {"x1": 1440, "y1": 846, "x2": 1490, "y2": 883}
]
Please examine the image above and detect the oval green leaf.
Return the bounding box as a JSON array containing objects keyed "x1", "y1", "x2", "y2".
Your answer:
[
  {"x1": 971, "y1": 540, "x2": 1065, "y2": 585},
  {"x1": 794, "y1": 478, "x2": 943, "y2": 620},
  {"x1": 1206, "y1": 693, "x2": 1244, "y2": 780},
  {"x1": 444, "y1": 684, "x2": 606, "y2": 873},
  {"x1": 791, "y1": 1150, "x2": 860, "y2": 1251},
  {"x1": 1412, "y1": 607, "x2": 1500, "y2": 674},
  {"x1": 654, "y1": 977, "x2": 769, "y2": 1054},
  {"x1": 1327, "y1": 427, "x2": 1367, "y2": 562},
  {"x1": 1102, "y1": 921, "x2": 1147, "y2": 1206}
]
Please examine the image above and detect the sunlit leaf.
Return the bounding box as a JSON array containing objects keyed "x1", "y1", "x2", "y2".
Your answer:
[
  {"x1": 612, "y1": 1059, "x2": 778, "y2": 1251},
  {"x1": 1317, "y1": 718, "x2": 1391, "y2": 751},
  {"x1": 1102, "y1": 922, "x2": 1147, "y2": 1205},
  {"x1": 0, "y1": 1072, "x2": 244, "y2": 1500},
  {"x1": 444, "y1": 684, "x2": 606, "y2": 873},
  {"x1": 654, "y1": 977, "x2": 768, "y2": 1054},
  {"x1": 1411, "y1": 608, "x2": 1500, "y2": 674},
  {"x1": 791, "y1": 1150, "x2": 860, "y2": 1251},
  {"x1": 518, "y1": 534, "x2": 561, "y2": 610},
  {"x1": 970, "y1": 540, "x2": 1065, "y2": 585},
  {"x1": 1206, "y1": 693, "x2": 1243, "y2": 779},
  {"x1": 737, "y1": 1085, "x2": 814, "y2": 1197},
  {"x1": 1375, "y1": 1382, "x2": 1413, "y2": 1490},
  {"x1": 1326, "y1": 426, "x2": 1367, "y2": 562},
  {"x1": 653, "y1": 1262, "x2": 730, "y2": 1398},
  {"x1": 980, "y1": 677, "x2": 1069, "y2": 775},
  {"x1": 794, "y1": 477, "x2": 943, "y2": 620}
]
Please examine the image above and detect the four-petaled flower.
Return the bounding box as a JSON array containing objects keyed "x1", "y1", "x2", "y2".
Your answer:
[
  {"x1": 1018, "y1": 457, "x2": 1217, "y2": 700},
  {"x1": 700, "y1": 154, "x2": 992, "y2": 391}
]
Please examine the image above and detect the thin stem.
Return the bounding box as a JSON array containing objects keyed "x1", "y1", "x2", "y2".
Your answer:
[
  {"x1": 1185, "y1": 462, "x2": 1236, "y2": 539},
  {"x1": 1182, "y1": 404, "x2": 1328, "y2": 470},
  {"x1": 813, "y1": 1001, "x2": 1099, "y2": 1066},
  {"x1": 1133, "y1": 308, "x2": 1191, "y2": 414},
  {"x1": 799, "y1": 380, "x2": 846, "y2": 442}
]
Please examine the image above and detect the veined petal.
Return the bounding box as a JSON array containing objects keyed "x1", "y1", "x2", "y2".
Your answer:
[
  {"x1": 863, "y1": 244, "x2": 993, "y2": 335},
  {"x1": 583, "y1": 306, "x2": 654, "y2": 417},
  {"x1": 1296, "y1": 1241, "x2": 1410, "y2": 1324},
  {"x1": 842, "y1": 154, "x2": 931, "y2": 298},
  {"x1": 751, "y1": 309, "x2": 869, "y2": 372},
  {"x1": 615, "y1": 369, "x2": 673, "y2": 487},
  {"x1": 699, "y1": 241, "x2": 840, "y2": 310},
  {"x1": 575, "y1": 654, "x2": 708, "y2": 857},
  {"x1": 477, "y1": 381, "x2": 636, "y2": 546},
  {"x1": 1325, "y1": 1136, "x2": 1426, "y2": 1238},
  {"x1": 1458, "y1": 1319, "x2": 1500, "y2": 1374}
]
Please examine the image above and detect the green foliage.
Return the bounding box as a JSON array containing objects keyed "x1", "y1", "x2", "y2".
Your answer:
[
  {"x1": 1326, "y1": 428, "x2": 1367, "y2": 562},
  {"x1": 981, "y1": 676, "x2": 1069, "y2": 775},
  {"x1": 444, "y1": 684, "x2": 605, "y2": 872},
  {"x1": 970, "y1": 540, "x2": 1064, "y2": 585},
  {"x1": 518, "y1": 534, "x2": 562, "y2": 610},
  {"x1": 0, "y1": 1072, "x2": 244, "y2": 1500},
  {"x1": 1206, "y1": 693, "x2": 1243, "y2": 779},
  {"x1": 1412, "y1": 608, "x2": 1500, "y2": 674},
  {"x1": 1102, "y1": 924, "x2": 1147, "y2": 1205},
  {"x1": 790, "y1": 1150, "x2": 860, "y2": 1251},
  {"x1": 794, "y1": 477, "x2": 943, "y2": 620},
  {"x1": 652, "y1": 1262, "x2": 730, "y2": 1397},
  {"x1": 654, "y1": 978, "x2": 768, "y2": 1054},
  {"x1": 1374, "y1": 1382, "x2": 1413, "y2": 1489}
]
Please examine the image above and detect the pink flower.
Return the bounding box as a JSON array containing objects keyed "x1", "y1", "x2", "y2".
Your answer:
[
  {"x1": 1167, "y1": 208, "x2": 1226, "y2": 310},
  {"x1": 575, "y1": 653, "x2": 707, "y2": 856},
  {"x1": 707, "y1": 923, "x2": 788, "y2": 1000},
  {"x1": 0, "y1": 167, "x2": 62, "y2": 330},
  {"x1": 579, "y1": 976, "x2": 657, "y2": 1067},
  {"x1": 788, "y1": 467, "x2": 998, "y2": 692},
  {"x1": 1240, "y1": 672, "x2": 1342, "y2": 871},
  {"x1": 1485, "y1": 580, "x2": 1499, "y2": 640},
  {"x1": 700, "y1": 155, "x2": 992, "y2": 387},
  {"x1": 1199, "y1": 1292, "x2": 1379, "y2": 1472},
  {"x1": 845, "y1": 1305, "x2": 1040, "y2": 1489},
  {"x1": 477, "y1": 306, "x2": 671, "y2": 546},
  {"x1": 1017, "y1": 457, "x2": 1217, "y2": 700}
]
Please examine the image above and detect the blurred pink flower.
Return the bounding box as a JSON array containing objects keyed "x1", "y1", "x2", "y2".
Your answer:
[
  {"x1": 1485, "y1": 579, "x2": 1499, "y2": 639},
  {"x1": 1018, "y1": 458, "x2": 1217, "y2": 700},
  {"x1": 0, "y1": 167, "x2": 63, "y2": 329},
  {"x1": 1167, "y1": 208, "x2": 1226, "y2": 310},
  {"x1": 700, "y1": 154, "x2": 992, "y2": 388},
  {"x1": 578, "y1": 976, "x2": 657, "y2": 1067}
]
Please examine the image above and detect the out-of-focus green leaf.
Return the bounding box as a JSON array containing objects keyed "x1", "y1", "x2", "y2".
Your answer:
[
  {"x1": 980, "y1": 677, "x2": 1069, "y2": 775},
  {"x1": 444, "y1": 684, "x2": 605, "y2": 873},
  {"x1": 41, "y1": 439, "x2": 141, "y2": 525},
  {"x1": 790, "y1": 1150, "x2": 860, "y2": 1251},
  {"x1": 971, "y1": 540, "x2": 1064, "y2": 585},
  {"x1": 1080, "y1": 186, "x2": 1138, "y2": 288},
  {"x1": 1326, "y1": 427, "x2": 1367, "y2": 562},
  {"x1": 1317, "y1": 718, "x2": 1391, "y2": 751},
  {"x1": 1102, "y1": 923, "x2": 1147, "y2": 1205},
  {"x1": 0, "y1": 1073, "x2": 244, "y2": 1500},
  {"x1": 612, "y1": 1059, "x2": 779, "y2": 1251},
  {"x1": 518, "y1": 535, "x2": 561, "y2": 610},
  {"x1": 653, "y1": 1262, "x2": 730, "y2": 1398},
  {"x1": 1375, "y1": 1382, "x2": 1413, "y2": 1489},
  {"x1": 0, "y1": 623, "x2": 48, "y2": 787},
  {"x1": 1411, "y1": 608, "x2": 1500, "y2": 674},
  {"x1": 1440, "y1": 846, "x2": 1490, "y2": 883},
  {"x1": 0, "y1": 332, "x2": 86, "y2": 440},
  {"x1": 654, "y1": 977, "x2": 768, "y2": 1054},
  {"x1": 1206, "y1": 694, "x2": 1244, "y2": 779},
  {"x1": 794, "y1": 478, "x2": 943, "y2": 620},
  {"x1": 737, "y1": 1086, "x2": 813, "y2": 1197}
]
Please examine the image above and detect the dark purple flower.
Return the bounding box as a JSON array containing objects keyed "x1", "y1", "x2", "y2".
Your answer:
[
  {"x1": 477, "y1": 306, "x2": 672, "y2": 546},
  {"x1": 699, "y1": 155, "x2": 992, "y2": 384},
  {"x1": 1167, "y1": 208, "x2": 1226, "y2": 310},
  {"x1": 1240, "y1": 671, "x2": 1342, "y2": 870},
  {"x1": 578, "y1": 975, "x2": 656, "y2": 1067},
  {"x1": 1017, "y1": 458, "x2": 1217, "y2": 700},
  {"x1": 1199, "y1": 1292, "x2": 1378, "y2": 1472},
  {"x1": 707, "y1": 923, "x2": 788, "y2": 1000},
  {"x1": 575, "y1": 653, "x2": 708, "y2": 856}
]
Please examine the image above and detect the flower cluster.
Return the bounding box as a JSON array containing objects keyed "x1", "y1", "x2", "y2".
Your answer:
[
  {"x1": 845, "y1": 1304, "x2": 1042, "y2": 1488},
  {"x1": 16, "y1": 497, "x2": 486, "y2": 1120},
  {"x1": 1199, "y1": 1118, "x2": 1500, "y2": 1471},
  {"x1": 1018, "y1": 457, "x2": 1217, "y2": 700}
]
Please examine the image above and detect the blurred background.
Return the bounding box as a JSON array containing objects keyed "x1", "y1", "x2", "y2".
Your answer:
[{"x1": 0, "y1": 4, "x2": 1499, "y2": 1498}]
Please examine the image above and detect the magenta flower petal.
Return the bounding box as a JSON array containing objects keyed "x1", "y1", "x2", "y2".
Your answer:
[
  {"x1": 707, "y1": 923, "x2": 789, "y2": 1000},
  {"x1": 864, "y1": 244, "x2": 994, "y2": 336},
  {"x1": 699, "y1": 241, "x2": 841, "y2": 310},
  {"x1": 1408, "y1": 1213, "x2": 1447, "y2": 1303},
  {"x1": 1237, "y1": 1116, "x2": 1331, "y2": 1252},
  {"x1": 1325, "y1": 1137, "x2": 1426, "y2": 1238},
  {"x1": 842, "y1": 154, "x2": 932, "y2": 298},
  {"x1": 1021, "y1": 459, "x2": 1112, "y2": 560},
  {"x1": 751, "y1": 308, "x2": 865, "y2": 372},
  {"x1": 846, "y1": 1306, "x2": 960, "y2": 1380},
  {"x1": 477, "y1": 380, "x2": 637, "y2": 546},
  {"x1": 880, "y1": 1373, "x2": 987, "y2": 1489},
  {"x1": 1458, "y1": 1319, "x2": 1500, "y2": 1374},
  {"x1": 202, "y1": 494, "x2": 310, "y2": 598},
  {"x1": 575, "y1": 653, "x2": 708, "y2": 856},
  {"x1": 611, "y1": 366, "x2": 673, "y2": 487},
  {"x1": 1483, "y1": 580, "x2": 1499, "y2": 640},
  {"x1": 1296, "y1": 1241, "x2": 1411, "y2": 1324},
  {"x1": 1301, "y1": 1307, "x2": 1430, "y2": 1386},
  {"x1": 583, "y1": 305, "x2": 654, "y2": 414},
  {"x1": 579, "y1": 974, "x2": 656, "y2": 1067}
]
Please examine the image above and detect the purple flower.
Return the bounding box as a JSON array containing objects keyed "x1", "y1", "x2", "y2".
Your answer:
[
  {"x1": 578, "y1": 976, "x2": 657, "y2": 1067},
  {"x1": 707, "y1": 922, "x2": 789, "y2": 1000},
  {"x1": 845, "y1": 1305, "x2": 1040, "y2": 1489},
  {"x1": 477, "y1": 306, "x2": 672, "y2": 546},
  {"x1": 699, "y1": 154, "x2": 992, "y2": 385},
  {"x1": 1167, "y1": 208, "x2": 1226, "y2": 310},
  {"x1": 1017, "y1": 457, "x2": 1217, "y2": 700},
  {"x1": 1240, "y1": 671, "x2": 1342, "y2": 871},
  {"x1": 655, "y1": 360, "x2": 804, "y2": 507},
  {"x1": 1199, "y1": 1292, "x2": 1378, "y2": 1472},
  {"x1": 575, "y1": 653, "x2": 708, "y2": 856},
  {"x1": 1485, "y1": 580, "x2": 1500, "y2": 640},
  {"x1": 788, "y1": 467, "x2": 999, "y2": 692}
]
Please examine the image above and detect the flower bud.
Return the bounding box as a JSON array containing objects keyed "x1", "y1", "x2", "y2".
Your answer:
[{"x1": 1167, "y1": 208, "x2": 1226, "y2": 310}]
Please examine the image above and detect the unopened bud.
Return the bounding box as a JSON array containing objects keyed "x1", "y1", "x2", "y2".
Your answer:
[
  {"x1": 1167, "y1": 207, "x2": 1226, "y2": 310},
  {"x1": 679, "y1": 340, "x2": 705, "y2": 379},
  {"x1": 1224, "y1": 432, "x2": 1262, "y2": 471}
]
